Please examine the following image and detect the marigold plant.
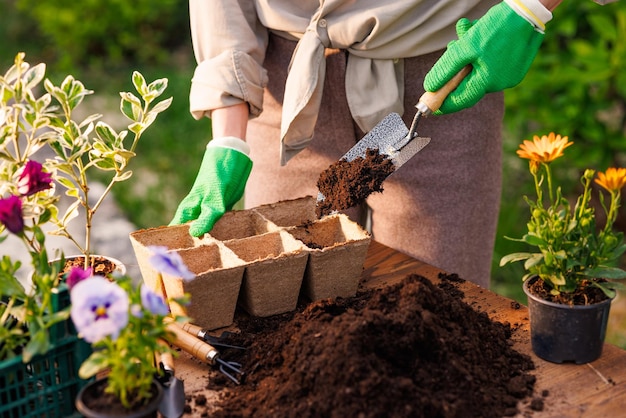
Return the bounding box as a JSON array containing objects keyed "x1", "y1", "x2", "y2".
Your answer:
[{"x1": 500, "y1": 133, "x2": 626, "y2": 298}]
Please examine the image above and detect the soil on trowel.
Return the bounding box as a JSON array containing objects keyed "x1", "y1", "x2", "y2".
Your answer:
[
  {"x1": 316, "y1": 148, "x2": 395, "y2": 218},
  {"x1": 193, "y1": 273, "x2": 542, "y2": 418}
]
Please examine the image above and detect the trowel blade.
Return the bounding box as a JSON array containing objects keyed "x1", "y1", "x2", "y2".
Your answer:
[{"x1": 316, "y1": 112, "x2": 430, "y2": 204}]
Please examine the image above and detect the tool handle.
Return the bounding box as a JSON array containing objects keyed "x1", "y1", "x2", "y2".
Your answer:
[
  {"x1": 156, "y1": 339, "x2": 176, "y2": 373},
  {"x1": 180, "y1": 322, "x2": 204, "y2": 337},
  {"x1": 165, "y1": 322, "x2": 219, "y2": 365},
  {"x1": 417, "y1": 65, "x2": 471, "y2": 115}
]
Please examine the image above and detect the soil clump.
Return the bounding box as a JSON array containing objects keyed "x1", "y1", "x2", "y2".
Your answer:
[
  {"x1": 193, "y1": 273, "x2": 540, "y2": 418},
  {"x1": 316, "y1": 148, "x2": 394, "y2": 217}
]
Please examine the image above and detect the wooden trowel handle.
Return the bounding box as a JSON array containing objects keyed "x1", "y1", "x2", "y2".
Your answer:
[
  {"x1": 417, "y1": 65, "x2": 471, "y2": 115},
  {"x1": 180, "y1": 321, "x2": 203, "y2": 337},
  {"x1": 155, "y1": 339, "x2": 175, "y2": 372},
  {"x1": 165, "y1": 321, "x2": 219, "y2": 364}
]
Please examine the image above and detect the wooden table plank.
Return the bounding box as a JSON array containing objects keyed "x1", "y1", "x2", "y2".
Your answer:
[{"x1": 174, "y1": 240, "x2": 626, "y2": 417}]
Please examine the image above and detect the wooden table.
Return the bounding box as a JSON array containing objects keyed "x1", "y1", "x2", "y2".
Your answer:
[{"x1": 175, "y1": 240, "x2": 626, "y2": 417}]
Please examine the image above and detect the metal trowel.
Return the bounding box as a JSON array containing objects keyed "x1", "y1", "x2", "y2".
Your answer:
[
  {"x1": 316, "y1": 65, "x2": 471, "y2": 207},
  {"x1": 155, "y1": 342, "x2": 186, "y2": 418}
]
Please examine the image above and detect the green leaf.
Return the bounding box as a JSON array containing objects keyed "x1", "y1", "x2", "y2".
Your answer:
[
  {"x1": 61, "y1": 200, "x2": 81, "y2": 225},
  {"x1": 132, "y1": 71, "x2": 148, "y2": 96},
  {"x1": 150, "y1": 97, "x2": 173, "y2": 115},
  {"x1": 79, "y1": 351, "x2": 110, "y2": 379},
  {"x1": 499, "y1": 252, "x2": 533, "y2": 266},
  {"x1": 23, "y1": 63, "x2": 46, "y2": 91},
  {"x1": 524, "y1": 253, "x2": 544, "y2": 270},
  {"x1": 147, "y1": 77, "x2": 168, "y2": 96},
  {"x1": 523, "y1": 233, "x2": 548, "y2": 246},
  {"x1": 95, "y1": 122, "x2": 119, "y2": 146},
  {"x1": 583, "y1": 266, "x2": 626, "y2": 280},
  {"x1": 114, "y1": 170, "x2": 133, "y2": 182},
  {"x1": 0, "y1": 271, "x2": 27, "y2": 298},
  {"x1": 22, "y1": 329, "x2": 50, "y2": 363},
  {"x1": 56, "y1": 176, "x2": 77, "y2": 190},
  {"x1": 128, "y1": 122, "x2": 145, "y2": 135},
  {"x1": 119, "y1": 92, "x2": 143, "y2": 121}
]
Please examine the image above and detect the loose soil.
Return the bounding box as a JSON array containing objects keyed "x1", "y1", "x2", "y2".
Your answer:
[
  {"x1": 190, "y1": 273, "x2": 543, "y2": 418},
  {"x1": 316, "y1": 148, "x2": 394, "y2": 217},
  {"x1": 58, "y1": 255, "x2": 119, "y2": 278}
]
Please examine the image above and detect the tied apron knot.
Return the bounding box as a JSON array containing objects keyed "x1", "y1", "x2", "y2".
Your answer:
[
  {"x1": 279, "y1": 15, "x2": 405, "y2": 165},
  {"x1": 280, "y1": 18, "x2": 330, "y2": 165}
]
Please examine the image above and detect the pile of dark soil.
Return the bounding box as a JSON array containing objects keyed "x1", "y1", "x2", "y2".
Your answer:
[
  {"x1": 192, "y1": 273, "x2": 542, "y2": 418},
  {"x1": 316, "y1": 148, "x2": 394, "y2": 217}
]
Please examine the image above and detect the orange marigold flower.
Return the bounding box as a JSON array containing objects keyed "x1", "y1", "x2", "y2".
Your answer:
[
  {"x1": 595, "y1": 167, "x2": 626, "y2": 192},
  {"x1": 517, "y1": 132, "x2": 573, "y2": 163}
]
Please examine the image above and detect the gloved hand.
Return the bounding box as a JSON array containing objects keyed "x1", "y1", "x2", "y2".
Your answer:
[
  {"x1": 170, "y1": 137, "x2": 253, "y2": 237},
  {"x1": 423, "y1": 1, "x2": 549, "y2": 114}
]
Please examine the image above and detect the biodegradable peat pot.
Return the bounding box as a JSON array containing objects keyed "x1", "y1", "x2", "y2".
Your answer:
[
  {"x1": 208, "y1": 208, "x2": 277, "y2": 241},
  {"x1": 224, "y1": 230, "x2": 309, "y2": 317},
  {"x1": 253, "y1": 196, "x2": 317, "y2": 228},
  {"x1": 523, "y1": 276, "x2": 613, "y2": 364},
  {"x1": 160, "y1": 243, "x2": 246, "y2": 330},
  {"x1": 75, "y1": 377, "x2": 163, "y2": 418},
  {"x1": 290, "y1": 214, "x2": 371, "y2": 301}
]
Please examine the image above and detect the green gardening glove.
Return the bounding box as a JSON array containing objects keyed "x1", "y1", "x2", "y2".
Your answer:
[
  {"x1": 170, "y1": 138, "x2": 253, "y2": 237},
  {"x1": 423, "y1": 1, "x2": 545, "y2": 114}
]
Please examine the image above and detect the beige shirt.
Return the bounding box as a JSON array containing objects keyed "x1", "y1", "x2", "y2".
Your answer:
[{"x1": 189, "y1": 0, "x2": 498, "y2": 163}]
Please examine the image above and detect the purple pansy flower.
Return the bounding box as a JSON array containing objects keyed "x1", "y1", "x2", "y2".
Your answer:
[
  {"x1": 70, "y1": 276, "x2": 129, "y2": 343},
  {"x1": 147, "y1": 245, "x2": 195, "y2": 281},
  {"x1": 140, "y1": 285, "x2": 170, "y2": 316},
  {"x1": 65, "y1": 266, "x2": 93, "y2": 290},
  {"x1": 0, "y1": 195, "x2": 24, "y2": 234},
  {"x1": 17, "y1": 160, "x2": 53, "y2": 196}
]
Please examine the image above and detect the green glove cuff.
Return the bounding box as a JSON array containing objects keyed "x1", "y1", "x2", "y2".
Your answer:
[
  {"x1": 170, "y1": 146, "x2": 253, "y2": 236},
  {"x1": 423, "y1": 1, "x2": 544, "y2": 114}
]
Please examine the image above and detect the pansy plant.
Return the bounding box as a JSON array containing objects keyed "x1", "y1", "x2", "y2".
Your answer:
[
  {"x1": 500, "y1": 133, "x2": 626, "y2": 300},
  {"x1": 69, "y1": 247, "x2": 193, "y2": 409}
]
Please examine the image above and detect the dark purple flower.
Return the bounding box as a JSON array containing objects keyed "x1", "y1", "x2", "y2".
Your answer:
[
  {"x1": 65, "y1": 266, "x2": 93, "y2": 290},
  {"x1": 18, "y1": 160, "x2": 53, "y2": 196},
  {"x1": 0, "y1": 195, "x2": 24, "y2": 234}
]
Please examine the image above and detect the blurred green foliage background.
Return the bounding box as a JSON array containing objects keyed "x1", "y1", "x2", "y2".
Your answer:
[{"x1": 2, "y1": 0, "x2": 626, "y2": 328}]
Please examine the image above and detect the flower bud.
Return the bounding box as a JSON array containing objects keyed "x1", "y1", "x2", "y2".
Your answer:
[
  {"x1": 583, "y1": 169, "x2": 595, "y2": 180},
  {"x1": 0, "y1": 195, "x2": 25, "y2": 234}
]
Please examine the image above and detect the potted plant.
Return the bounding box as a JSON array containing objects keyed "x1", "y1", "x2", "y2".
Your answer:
[
  {"x1": 70, "y1": 246, "x2": 194, "y2": 417},
  {"x1": 0, "y1": 136, "x2": 87, "y2": 416},
  {"x1": 0, "y1": 52, "x2": 171, "y2": 416},
  {"x1": 2, "y1": 52, "x2": 172, "y2": 275},
  {"x1": 500, "y1": 132, "x2": 626, "y2": 364}
]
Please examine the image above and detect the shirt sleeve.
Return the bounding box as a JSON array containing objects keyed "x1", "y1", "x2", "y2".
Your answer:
[{"x1": 189, "y1": 0, "x2": 269, "y2": 120}]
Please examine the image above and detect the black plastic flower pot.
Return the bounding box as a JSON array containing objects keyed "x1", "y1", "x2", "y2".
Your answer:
[
  {"x1": 75, "y1": 377, "x2": 163, "y2": 418},
  {"x1": 523, "y1": 276, "x2": 613, "y2": 364}
]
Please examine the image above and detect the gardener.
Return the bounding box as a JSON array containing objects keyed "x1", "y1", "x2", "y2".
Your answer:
[{"x1": 171, "y1": 0, "x2": 563, "y2": 289}]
